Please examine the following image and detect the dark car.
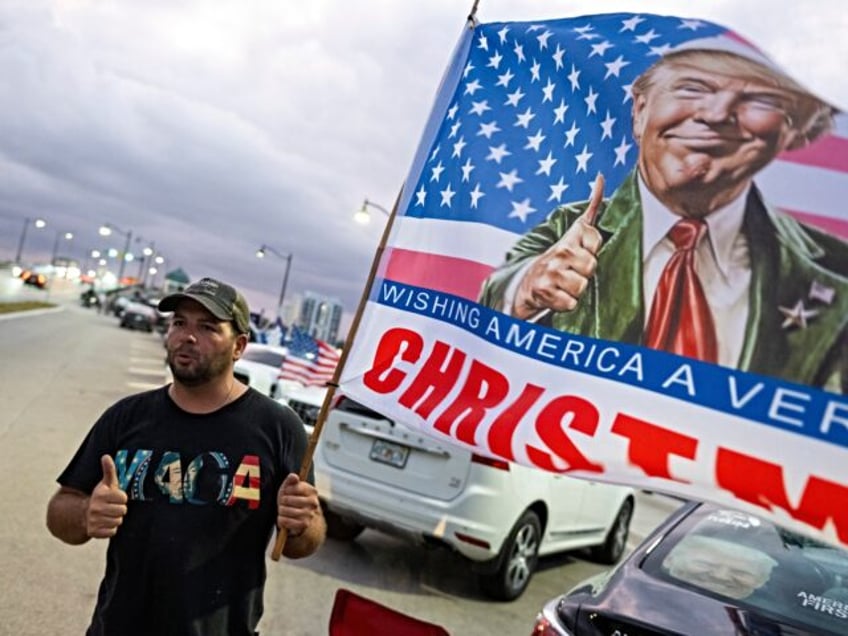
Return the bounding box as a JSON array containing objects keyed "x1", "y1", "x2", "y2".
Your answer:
[
  {"x1": 119, "y1": 301, "x2": 157, "y2": 332},
  {"x1": 21, "y1": 270, "x2": 47, "y2": 289},
  {"x1": 531, "y1": 501, "x2": 848, "y2": 635}
]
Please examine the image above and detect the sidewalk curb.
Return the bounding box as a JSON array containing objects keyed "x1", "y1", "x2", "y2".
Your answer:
[{"x1": 0, "y1": 306, "x2": 65, "y2": 321}]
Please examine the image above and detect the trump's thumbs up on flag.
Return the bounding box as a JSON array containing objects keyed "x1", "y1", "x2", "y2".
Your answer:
[
  {"x1": 513, "y1": 174, "x2": 605, "y2": 320},
  {"x1": 86, "y1": 454, "x2": 128, "y2": 539}
]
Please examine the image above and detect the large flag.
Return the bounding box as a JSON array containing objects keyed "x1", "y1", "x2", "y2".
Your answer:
[
  {"x1": 279, "y1": 326, "x2": 340, "y2": 387},
  {"x1": 339, "y1": 12, "x2": 848, "y2": 548},
  {"x1": 381, "y1": 18, "x2": 847, "y2": 301}
]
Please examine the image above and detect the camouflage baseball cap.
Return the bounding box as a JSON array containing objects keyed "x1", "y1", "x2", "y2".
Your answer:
[{"x1": 158, "y1": 277, "x2": 250, "y2": 334}]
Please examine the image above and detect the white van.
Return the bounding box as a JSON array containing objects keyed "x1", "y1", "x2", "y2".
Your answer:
[{"x1": 314, "y1": 396, "x2": 635, "y2": 601}]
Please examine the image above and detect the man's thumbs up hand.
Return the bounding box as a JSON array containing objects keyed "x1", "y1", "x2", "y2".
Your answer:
[
  {"x1": 86, "y1": 454, "x2": 128, "y2": 539},
  {"x1": 513, "y1": 174, "x2": 605, "y2": 319},
  {"x1": 100, "y1": 454, "x2": 120, "y2": 489}
]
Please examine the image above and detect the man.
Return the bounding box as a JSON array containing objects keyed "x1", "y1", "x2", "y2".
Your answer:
[
  {"x1": 478, "y1": 46, "x2": 848, "y2": 390},
  {"x1": 662, "y1": 534, "x2": 777, "y2": 600},
  {"x1": 46, "y1": 277, "x2": 325, "y2": 635}
]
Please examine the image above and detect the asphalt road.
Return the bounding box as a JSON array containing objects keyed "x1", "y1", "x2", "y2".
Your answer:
[{"x1": 0, "y1": 278, "x2": 683, "y2": 635}]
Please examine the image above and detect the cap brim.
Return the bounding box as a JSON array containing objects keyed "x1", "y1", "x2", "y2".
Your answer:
[{"x1": 158, "y1": 293, "x2": 231, "y2": 322}]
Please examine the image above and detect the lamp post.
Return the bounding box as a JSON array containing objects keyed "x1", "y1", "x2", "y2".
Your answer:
[
  {"x1": 147, "y1": 253, "x2": 165, "y2": 290},
  {"x1": 134, "y1": 238, "x2": 155, "y2": 286},
  {"x1": 256, "y1": 244, "x2": 293, "y2": 319},
  {"x1": 99, "y1": 223, "x2": 133, "y2": 285},
  {"x1": 15, "y1": 217, "x2": 47, "y2": 264},
  {"x1": 353, "y1": 198, "x2": 391, "y2": 224},
  {"x1": 50, "y1": 230, "x2": 74, "y2": 266}
]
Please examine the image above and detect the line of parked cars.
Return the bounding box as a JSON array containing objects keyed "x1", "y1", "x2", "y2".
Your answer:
[{"x1": 90, "y1": 288, "x2": 168, "y2": 334}]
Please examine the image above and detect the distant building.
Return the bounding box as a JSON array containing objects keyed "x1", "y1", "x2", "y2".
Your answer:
[
  {"x1": 297, "y1": 291, "x2": 343, "y2": 343},
  {"x1": 163, "y1": 267, "x2": 190, "y2": 293},
  {"x1": 279, "y1": 296, "x2": 300, "y2": 327}
]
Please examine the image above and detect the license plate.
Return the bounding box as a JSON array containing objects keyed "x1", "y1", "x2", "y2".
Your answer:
[{"x1": 369, "y1": 438, "x2": 410, "y2": 469}]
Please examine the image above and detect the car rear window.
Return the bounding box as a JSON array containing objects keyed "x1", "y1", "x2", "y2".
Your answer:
[
  {"x1": 334, "y1": 397, "x2": 390, "y2": 420},
  {"x1": 642, "y1": 506, "x2": 848, "y2": 633}
]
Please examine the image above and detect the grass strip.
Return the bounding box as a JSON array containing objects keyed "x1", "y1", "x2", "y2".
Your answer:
[{"x1": 0, "y1": 301, "x2": 57, "y2": 314}]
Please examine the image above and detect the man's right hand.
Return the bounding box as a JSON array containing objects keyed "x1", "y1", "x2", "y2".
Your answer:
[
  {"x1": 513, "y1": 174, "x2": 605, "y2": 320},
  {"x1": 85, "y1": 454, "x2": 128, "y2": 539}
]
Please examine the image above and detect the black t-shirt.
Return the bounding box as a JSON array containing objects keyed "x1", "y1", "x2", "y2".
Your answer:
[{"x1": 57, "y1": 386, "x2": 312, "y2": 636}]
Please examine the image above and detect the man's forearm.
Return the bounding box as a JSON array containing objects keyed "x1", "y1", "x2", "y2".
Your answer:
[{"x1": 46, "y1": 488, "x2": 91, "y2": 545}]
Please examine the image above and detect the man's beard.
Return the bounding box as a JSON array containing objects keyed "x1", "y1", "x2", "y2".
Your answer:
[{"x1": 167, "y1": 347, "x2": 231, "y2": 387}]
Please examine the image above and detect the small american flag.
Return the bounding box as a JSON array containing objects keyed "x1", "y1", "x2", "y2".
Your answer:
[{"x1": 279, "y1": 326, "x2": 340, "y2": 387}]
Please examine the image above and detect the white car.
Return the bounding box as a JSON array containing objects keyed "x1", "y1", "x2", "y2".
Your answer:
[
  {"x1": 314, "y1": 396, "x2": 635, "y2": 601},
  {"x1": 276, "y1": 381, "x2": 327, "y2": 436},
  {"x1": 233, "y1": 344, "x2": 287, "y2": 398}
]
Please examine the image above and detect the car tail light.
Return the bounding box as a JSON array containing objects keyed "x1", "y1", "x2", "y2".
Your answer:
[
  {"x1": 530, "y1": 604, "x2": 573, "y2": 636},
  {"x1": 328, "y1": 392, "x2": 346, "y2": 410},
  {"x1": 471, "y1": 453, "x2": 510, "y2": 471},
  {"x1": 530, "y1": 614, "x2": 566, "y2": 635}
]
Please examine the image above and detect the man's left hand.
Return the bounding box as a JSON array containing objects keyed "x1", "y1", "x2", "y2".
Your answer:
[{"x1": 276, "y1": 473, "x2": 321, "y2": 538}]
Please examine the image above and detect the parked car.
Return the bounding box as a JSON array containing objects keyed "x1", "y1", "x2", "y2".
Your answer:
[
  {"x1": 314, "y1": 396, "x2": 635, "y2": 601},
  {"x1": 109, "y1": 294, "x2": 133, "y2": 317},
  {"x1": 233, "y1": 344, "x2": 288, "y2": 398},
  {"x1": 276, "y1": 381, "x2": 327, "y2": 435},
  {"x1": 119, "y1": 301, "x2": 158, "y2": 332},
  {"x1": 531, "y1": 501, "x2": 848, "y2": 635}
]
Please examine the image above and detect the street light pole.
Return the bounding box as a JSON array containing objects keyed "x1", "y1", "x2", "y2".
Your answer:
[
  {"x1": 15, "y1": 217, "x2": 47, "y2": 264},
  {"x1": 256, "y1": 244, "x2": 293, "y2": 319},
  {"x1": 136, "y1": 240, "x2": 155, "y2": 286},
  {"x1": 51, "y1": 231, "x2": 74, "y2": 266},
  {"x1": 118, "y1": 230, "x2": 133, "y2": 284},
  {"x1": 150, "y1": 254, "x2": 165, "y2": 290},
  {"x1": 99, "y1": 223, "x2": 133, "y2": 285},
  {"x1": 353, "y1": 198, "x2": 391, "y2": 224}
]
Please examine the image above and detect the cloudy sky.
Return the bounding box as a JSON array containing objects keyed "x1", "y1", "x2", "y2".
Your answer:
[{"x1": 1, "y1": 0, "x2": 845, "y2": 330}]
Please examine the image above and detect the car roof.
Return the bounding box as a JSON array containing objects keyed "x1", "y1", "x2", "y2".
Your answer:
[
  {"x1": 244, "y1": 343, "x2": 288, "y2": 354},
  {"x1": 125, "y1": 300, "x2": 156, "y2": 310}
]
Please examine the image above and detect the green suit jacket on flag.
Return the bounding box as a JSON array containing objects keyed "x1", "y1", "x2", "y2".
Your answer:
[{"x1": 478, "y1": 171, "x2": 848, "y2": 393}]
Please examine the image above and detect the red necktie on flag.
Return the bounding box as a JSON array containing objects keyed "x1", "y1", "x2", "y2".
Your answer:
[{"x1": 645, "y1": 218, "x2": 718, "y2": 363}]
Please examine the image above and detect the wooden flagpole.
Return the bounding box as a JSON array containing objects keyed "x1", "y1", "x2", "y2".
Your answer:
[
  {"x1": 272, "y1": 0, "x2": 480, "y2": 563},
  {"x1": 467, "y1": 0, "x2": 480, "y2": 28},
  {"x1": 270, "y1": 189, "x2": 402, "y2": 561}
]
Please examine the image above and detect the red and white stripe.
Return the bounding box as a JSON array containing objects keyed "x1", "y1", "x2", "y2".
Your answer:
[{"x1": 279, "y1": 341, "x2": 340, "y2": 387}]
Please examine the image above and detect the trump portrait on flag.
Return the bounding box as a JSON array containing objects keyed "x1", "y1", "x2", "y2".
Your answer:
[{"x1": 478, "y1": 38, "x2": 848, "y2": 393}]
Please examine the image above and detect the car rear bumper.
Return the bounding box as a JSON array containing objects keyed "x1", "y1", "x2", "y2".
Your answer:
[
  {"x1": 122, "y1": 314, "x2": 152, "y2": 330},
  {"x1": 316, "y1": 460, "x2": 519, "y2": 561}
]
